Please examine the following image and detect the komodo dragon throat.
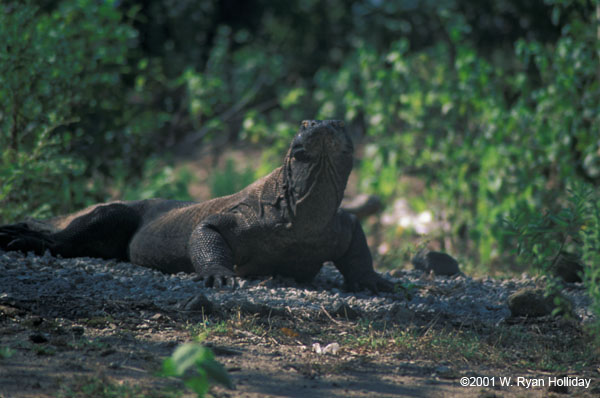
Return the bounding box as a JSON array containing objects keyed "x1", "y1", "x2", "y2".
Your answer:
[{"x1": 0, "y1": 120, "x2": 393, "y2": 293}]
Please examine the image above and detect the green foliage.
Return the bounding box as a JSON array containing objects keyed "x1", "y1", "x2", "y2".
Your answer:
[
  {"x1": 0, "y1": 0, "x2": 136, "y2": 222},
  {"x1": 504, "y1": 182, "x2": 599, "y2": 319},
  {"x1": 307, "y1": 0, "x2": 599, "y2": 266},
  {"x1": 0, "y1": 346, "x2": 15, "y2": 359},
  {"x1": 56, "y1": 375, "x2": 180, "y2": 398},
  {"x1": 504, "y1": 183, "x2": 590, "y2": 272},
  {"x1": 209, "y1": 158, "x2": 256, "y2": 198},
  {"x1": 0, "y1": 129, "x2": 89, "y2": 222},
  {"x1": 119, "y1": 158, "x2": 193, "y2": 201},
  {"x1": 162, "y1": 342, "x2": 233, "y2": 397},
  {"x1": 579, "y1": 192, "x2": 600, "y2": 341}
]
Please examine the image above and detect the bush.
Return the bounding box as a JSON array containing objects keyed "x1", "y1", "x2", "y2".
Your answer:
[
  {"x1": 118, "y1": 157, "x2": 194, "y2": 201},
  {"x1": 0, "y1": 0, "x2": 136, "y2": 222},
  {"x1": 305, "y1": 1, "x2": 599, "y2": 268}
]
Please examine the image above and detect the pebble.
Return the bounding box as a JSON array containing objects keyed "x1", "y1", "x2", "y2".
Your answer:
[{"x1": 0, "y1": 250, "x2": 593, "y2": 325}]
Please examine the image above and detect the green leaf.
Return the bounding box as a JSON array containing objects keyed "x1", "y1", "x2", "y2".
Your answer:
[
  {"x1": 200, "y1": 358, "x2": 234, "y2": 389},
  {"x1": 185, "y1": 376, "x2": 210, "y2": 396},
  {"x1": 170, "y1": 343, "x2": 210, "y2": 376},
  {"x1": 161, "y1": 358, "x2": 178, "y2": 377}
]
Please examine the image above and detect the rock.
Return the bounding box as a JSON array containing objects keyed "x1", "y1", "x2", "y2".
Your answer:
[
  {"x1": 238, "y1": 301, "x2": 284, "y2": 316},
  {"x1": 0, "y1": 304, "x2": 24, "y2": 317},
  {"x1": 150, "y1": 313, "x2": 164, "y2": 321},
  {"x1": 71, "y1": 326, "x2": 85, "y2": 336},
  {"x1": 434, "y1": 365, "x2": 455, "y2": 379},
  {"x1": 333, "y1": 303, "x2": 360, "y2": 320},
  {"x1": 507, "y1": 288, "x2": 573, "y2": 318},
  {"x1": 204, "y1": 343, "x2": 242, "y2": 356},
  {"x1": 412, "y1": 249, "x2": 460, "y2": 276},
  {"x1": 182, "y1": 294, "x2": 214, "y2": 314},
  {"x1": 29, "y1": 316, "x2": 44, "y2": 327},
  {"x1": 29, "y1": 333, "x2": 48, "y2": 344},
  {"x1": 389, "y1": 303, "x2": 414, "y2": 322},
  {"x1": 549, "y1": 252, "x2": 583, "y2": 283}
]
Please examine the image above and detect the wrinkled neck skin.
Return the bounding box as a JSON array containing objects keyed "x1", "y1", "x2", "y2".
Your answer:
[{"x1": 278, "y1": 149, "x2": 351, "y2": 230}]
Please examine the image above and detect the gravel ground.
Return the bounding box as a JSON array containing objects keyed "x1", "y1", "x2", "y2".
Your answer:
[{"x1": 0, "y1": 249, "x2": 594, "y2": 326}]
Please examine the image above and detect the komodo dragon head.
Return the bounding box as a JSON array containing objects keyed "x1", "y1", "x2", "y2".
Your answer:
[{"x1": 280, "y1": 120, "x2": 354, "y2": 221}]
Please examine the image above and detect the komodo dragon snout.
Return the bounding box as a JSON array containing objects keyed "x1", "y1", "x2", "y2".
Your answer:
[{"x1": 0, "y1": 120, "x2": 394, "y2": 294}]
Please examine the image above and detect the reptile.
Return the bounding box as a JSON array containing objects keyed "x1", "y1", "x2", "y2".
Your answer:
[{"x1": 0, "y1": 120, "x2": 393, "y2": 293}]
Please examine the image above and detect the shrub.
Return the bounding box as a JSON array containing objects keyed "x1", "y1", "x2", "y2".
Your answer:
[{"x1": 0, "y1": 0, "x2": 136, "y2": 222}]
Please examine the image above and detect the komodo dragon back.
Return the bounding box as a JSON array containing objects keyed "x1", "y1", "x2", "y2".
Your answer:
[{"x1": 0, "y1": 120, "x2": 393, "y2": 293}]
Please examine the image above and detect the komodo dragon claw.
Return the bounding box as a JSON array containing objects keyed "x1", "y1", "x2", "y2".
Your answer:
[
  {"x1": 202, "y1": 275, "x2": 239, "y2": 289},
  {"x1": 0, "y1": 223, "x2": 55, "y2": 255},
  {"x1": 345, "y1": 273, "x2": 395, "y2": 294}
]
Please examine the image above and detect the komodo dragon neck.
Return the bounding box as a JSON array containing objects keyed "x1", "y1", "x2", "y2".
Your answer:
[{"x1": 267, "y1": 120, "x2": 353, "y2": 230}]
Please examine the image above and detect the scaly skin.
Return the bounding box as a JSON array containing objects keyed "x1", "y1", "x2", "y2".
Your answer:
[{"x1": 0, "y1": 120, "x2": 393, "y2": 293}]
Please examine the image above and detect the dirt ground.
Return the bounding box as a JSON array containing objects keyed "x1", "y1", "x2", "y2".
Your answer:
[{"x1": 1, "y1": 296, "x2": 598, "y2": 398}]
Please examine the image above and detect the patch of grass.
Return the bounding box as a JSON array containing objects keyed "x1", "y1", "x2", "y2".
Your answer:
[
  {"x1": 67, "y1": 338, "x2": 110, "y2": 352},
  {"x1": 32, "y1": 344, "x2": 57, "y2": 356},
  {"x1": 330, "y1": 319, "x2": 597, "y2": 373},
  {"x1": 193, "y1": 312, "x2": 597, "y2": 377},
  {"x1": 491, "y1": 323, "x2": 596, "y2": 372},
  {"x1": 189, "y1": 312, "x2": 268, "y2": 340},
  {"x1": 188, "y1": 319, "x2": 229, "y2": 338},
  {"x1": 0, "y1": 346, "x2": 15, "y2": 359},
  {"x1": 56, "y1": 375, "x2": 181, "y2": 398}
]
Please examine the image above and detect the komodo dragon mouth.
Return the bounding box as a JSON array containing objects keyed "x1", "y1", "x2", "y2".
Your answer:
[{"x1": 0, "y1": 120, "x2": 394, "y2": 293}]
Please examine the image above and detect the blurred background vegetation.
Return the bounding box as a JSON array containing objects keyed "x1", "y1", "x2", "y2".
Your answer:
[{"x1": 0, "y1": 0, "x2": 599, "y2": 285}]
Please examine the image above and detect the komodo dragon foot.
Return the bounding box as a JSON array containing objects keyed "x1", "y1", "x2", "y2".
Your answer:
[{"x1": 0, "y1": 223, "x2": 56, "y2": 255}]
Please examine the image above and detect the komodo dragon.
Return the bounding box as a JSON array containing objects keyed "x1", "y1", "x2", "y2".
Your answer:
[{"x1": 0, "y1": 120, "x2": 393, "y2": 293}]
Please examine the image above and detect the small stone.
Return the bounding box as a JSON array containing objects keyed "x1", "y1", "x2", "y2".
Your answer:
[
  {"x1": 549, "y1": 252, "x2": 583, "y2": 283},
  {"x1": 29, "y1": 333, "x2": 48, "y2": 344},
  {"x1": 239, "y1": 301, "x2": 278, "y2": 316},
  {"x1": 0, "y1": 304, "x2": 25, "y2": 317},
  {"x1": 434, "y1": 365, "x2": 455, "y2": 379},
  {"x1": 508, "y1": 288, "x2": 553, "y2": 317},
  {"x1": 333, "y1": 303, "x2": 359, "y2": 320},
  {"x1": 412, "y1": 249, "x2": 460, "y2": 276},
  {"x1": 100, "y1": 348, "x2": 116, "y2": 357},
  {"x1": 137, "y1": 322, "x2": 151, "y2": 330},
  {"x1": 182, "y1": 294, "x2": 214, "y2": 314},
  {"x1": 71, "y1": 326, "x2": 85, "y2": 336},
  {"x1": 389, "y1": 304, "x2": 413, "y2": 322},
  {"x1": 205, "y1": 344, "x2": 242, "y2": 356}
]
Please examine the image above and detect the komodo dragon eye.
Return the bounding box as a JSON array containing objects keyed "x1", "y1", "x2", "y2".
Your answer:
[{"x1": 293, "y1": 148, "x2": 311, "y2": 162}]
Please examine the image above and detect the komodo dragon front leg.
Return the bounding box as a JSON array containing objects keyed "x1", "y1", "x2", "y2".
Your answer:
[
  {"x1": 188, "y1": 214, "x2": 240, "y2": 288},
  {"x1": 334, "y1": 212, "x2": 394, "y2": 293}
]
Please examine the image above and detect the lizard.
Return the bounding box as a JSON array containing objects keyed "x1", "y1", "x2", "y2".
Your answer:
[{"x1": 0, "y1": 120, "x2": 393, "y2": 293}]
